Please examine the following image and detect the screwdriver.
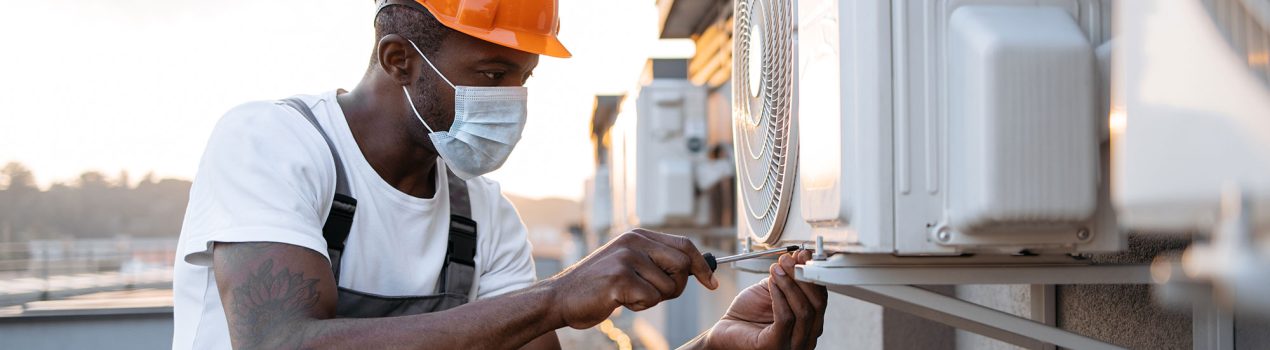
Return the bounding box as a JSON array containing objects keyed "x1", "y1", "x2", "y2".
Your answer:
[{"x1": 703, "y1": 245, "x2": 801, "y2": 271}]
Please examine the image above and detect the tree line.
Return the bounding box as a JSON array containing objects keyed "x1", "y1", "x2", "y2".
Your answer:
[{"x1": 0, "y1": 162, "x2": 191, "y2": 243}]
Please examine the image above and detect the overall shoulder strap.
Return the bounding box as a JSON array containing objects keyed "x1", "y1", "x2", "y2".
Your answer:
[
  {"x1": 278, "y1": 98, "x2": 357, "y2": 278},
  {"x1": 438, "y1": 170, "x2": 477, "y2": 297}
]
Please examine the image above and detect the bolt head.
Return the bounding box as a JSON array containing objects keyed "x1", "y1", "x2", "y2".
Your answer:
[
  {"x1": 1076, "y1": 229, "x2": 1092, "y2": 241},
  {"x1": 936, "y1": 229, "x2": 951, "y2": 242}
]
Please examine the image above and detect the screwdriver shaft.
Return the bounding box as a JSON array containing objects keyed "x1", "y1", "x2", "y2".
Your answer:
[
  {"x1": 703, "y1": 245, "x2": 801, "y2": 271},
  {"x1": 714, "y1": 245, "x2": 799, "y2": 264}
]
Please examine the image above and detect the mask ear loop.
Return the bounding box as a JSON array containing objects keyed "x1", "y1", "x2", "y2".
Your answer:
[
  {"x1": 406, "y1": 39, "x2": 455, "y2": 89},
  {"x1": 401, "y1": 39, "x2": 456, "y2": 134},
  {"x1": 402, "y1": 85, "x2": 434, "y2": 133}
]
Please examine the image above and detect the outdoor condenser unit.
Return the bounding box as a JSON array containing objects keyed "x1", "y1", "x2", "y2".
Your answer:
[
  {"x1": 1113, "y1": 0, "x2": 1270, "y2": 232},
  {"x1": 733, "y1": 0, "x2": 1123, "y2": 256},
  {"x1": 609, "y1": 79, "x2": 713, "y2": 229},
  {"x1": 1112, "y1": 0, "x2": 1270, "y2": 310}
]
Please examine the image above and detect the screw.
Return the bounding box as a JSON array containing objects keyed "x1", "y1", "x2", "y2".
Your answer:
[
  {"x1": 813, "y1": 236, "x2": 827, "y2": 260},
  {"x1": 1076, "y1": 229, "x2": 1092, "y2": 241},
  {"x1": 936, "y1": 228, "x2": 952, "y2": 243}
]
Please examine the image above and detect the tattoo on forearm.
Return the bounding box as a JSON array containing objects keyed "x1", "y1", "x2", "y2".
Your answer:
[{"x1": 230, "y1": 258, "x2": 321, "y2": 348}]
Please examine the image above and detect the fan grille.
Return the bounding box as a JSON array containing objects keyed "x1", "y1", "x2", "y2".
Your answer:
[{"x1": 733, "y1": 0, "x2": 796, "y2": 244}]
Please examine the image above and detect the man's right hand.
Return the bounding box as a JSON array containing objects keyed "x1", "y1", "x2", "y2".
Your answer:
[{"x1": 544, "y1": 228, "x2": 719, "y2": 329}]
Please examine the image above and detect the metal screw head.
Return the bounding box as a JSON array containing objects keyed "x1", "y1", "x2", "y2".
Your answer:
[
  {"x1": 1076, "y1": 229, "x2": 1092, "y2": 241},
  {"x1": 936, "y1": 228, "x2": 952, "y2": 242}
]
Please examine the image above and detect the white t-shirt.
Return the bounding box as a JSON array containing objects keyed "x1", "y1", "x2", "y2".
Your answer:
[{"x1": 171, "y1": 91, "x2": 537, "y2": 350}]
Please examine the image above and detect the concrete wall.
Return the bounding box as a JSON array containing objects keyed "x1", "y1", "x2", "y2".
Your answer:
[
  {"x1": 884, "y1": 286, "x2": 956, "y2": 350},
  {"x1": 954, "y1": 285, "x2": 1036, "y2": 349}
]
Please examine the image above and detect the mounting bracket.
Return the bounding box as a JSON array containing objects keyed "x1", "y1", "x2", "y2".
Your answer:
[{"x1": 795, "y1": 255, "x2": 1154, "y2": 350}]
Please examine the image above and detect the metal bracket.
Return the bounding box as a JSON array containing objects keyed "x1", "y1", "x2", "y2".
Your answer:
[
  {"x1": 828, "y1": 285, "x2": 1125, "y2": 350},
  {"x1": 798, "y1": 264, "x2": 1151, "y2": 285},
  {"x1": 795, "y1": 260, "x2": 1152, "y2": 349},
  {"x1": 797, "y1": 255, "x2": 1152, "y2": 285},
  {"x1": 1193, "y1": 285, "x2": 1235, "y2": 350},
  {"x1": 1029, "y1": 284, "x2": 1057, "y2": 350}
]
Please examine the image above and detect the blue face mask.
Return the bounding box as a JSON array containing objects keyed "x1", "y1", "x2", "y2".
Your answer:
[{"x1": 403, "y1": 39, "x2": 529, "y2": 180}]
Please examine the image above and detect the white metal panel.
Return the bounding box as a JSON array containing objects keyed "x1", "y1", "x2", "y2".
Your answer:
[
  {"x1": 789, "y1": 0, "x2": 894, "y2": 253},
  {"x1": 650, "y1": 91, "x2": 685, "y2": 137},
  {"x1": 796, "y1": 0, "x2": 846, "y2": 224},
  {"x1": 947, "y1": 6, "x2": 1098, "y2": 233},
  {"x1": 658, "y1": 159, "x2": 694, "y2": 219},
  {"x1": 608, "y1": 96, "x2": 639, "y2": 231},
  {"x1": 1113, "y1": 0, "x2": 1270, "y2": 232},
  {"x1": 891, "y1": 0, "x2": 1117, "y2": 255}
]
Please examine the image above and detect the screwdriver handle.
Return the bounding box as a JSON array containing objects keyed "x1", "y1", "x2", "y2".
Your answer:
[{"x1": 704, "y1": 252, "x2": 718, "y2": 271}]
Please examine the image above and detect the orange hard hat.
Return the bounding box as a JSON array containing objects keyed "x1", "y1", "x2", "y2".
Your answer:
[{"x1": 378, "y1": 0, "x2": 572, "y2": 58}]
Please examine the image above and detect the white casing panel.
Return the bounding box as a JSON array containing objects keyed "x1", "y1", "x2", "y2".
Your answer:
[
  {"x1": 892, "y1": 0, "x2": 1119, "y2": 255},
  {"x1": 781, "y1": 0, "x2": 893, "y2": 252},
  {"x1": 1113, "y1": 0, "x2": 1270, "y2": 232},
  {"x1": 947, "y1": 6, "x2": 1099, "y2": 233}
]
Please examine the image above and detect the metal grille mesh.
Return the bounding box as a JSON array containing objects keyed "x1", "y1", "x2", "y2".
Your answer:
[{"x1": 733, "y1": 0, "x2": 796, "y2": 244}]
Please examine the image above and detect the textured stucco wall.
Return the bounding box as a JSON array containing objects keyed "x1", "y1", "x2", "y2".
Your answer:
[
  {"x1": 1058, "y1": 283, "x2": 1190, "y2": 349},
  {"x1": 1056, "y1": 235, "x2": 1193, "y2": 348}
]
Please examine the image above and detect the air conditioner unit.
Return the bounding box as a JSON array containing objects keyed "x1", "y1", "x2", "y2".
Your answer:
[
  {"x1": 734, "y1": 0, "x2": 1124, "y2": 256},
  {"x1": 1112, "y1": 0, "x2": 1270, "y2": 232},
  {"x1": 1112, "y1": 0, "x2": 1270, "y2": 312},
  {"x1": 609, "y1": 79, "x2": 712, "y2": 229}
]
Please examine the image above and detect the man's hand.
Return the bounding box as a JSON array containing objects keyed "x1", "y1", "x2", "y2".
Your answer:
[
  {"x1": 688, "y1": 250, "x2": 828, "y2": 350},
  {"x1": 545, "y1": 229, "x2": 719, "y2": 329}
]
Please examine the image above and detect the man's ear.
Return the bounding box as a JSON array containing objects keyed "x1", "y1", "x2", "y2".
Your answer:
[{"x1": 377, "y1": 34, "x2": 418, "y2": 86}]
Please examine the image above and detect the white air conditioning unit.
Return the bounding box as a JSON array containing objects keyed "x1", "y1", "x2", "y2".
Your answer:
[
  {"x1": 734, "y1": 0, "x2": 1124, "y2": 256},
  {"x1": 1112, "y1": 0, "x2": 1270, "y2": 311},
  {"x1": 609, "y1": 79, "x2": 712, "y2": 229},
  {"x1": 1112, "y1": 0, "x2": 1270, "y2": 232}
]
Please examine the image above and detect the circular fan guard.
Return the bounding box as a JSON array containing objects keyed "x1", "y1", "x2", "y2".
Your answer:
[{"x1": 733, "y1": 0, "x2": 797, "y2": 245}]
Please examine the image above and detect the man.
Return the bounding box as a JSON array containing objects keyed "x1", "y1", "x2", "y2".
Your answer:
[{"x1": 172, "y1": 0, "x2": 827, "y2": 349}]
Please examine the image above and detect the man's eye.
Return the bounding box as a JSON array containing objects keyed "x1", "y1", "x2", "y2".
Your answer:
[{"x1": 482, "y1": 71, "x2": 505, "y2": 80}]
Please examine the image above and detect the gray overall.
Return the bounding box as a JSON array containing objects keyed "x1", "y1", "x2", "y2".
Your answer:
[{"x1": 278, "y1": 98, "x2": 477, "y2": 317}]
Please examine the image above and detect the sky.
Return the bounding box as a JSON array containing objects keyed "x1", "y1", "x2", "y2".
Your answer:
[{"x1": 0, "y1": 0, "x2": 691, "y2": 201}]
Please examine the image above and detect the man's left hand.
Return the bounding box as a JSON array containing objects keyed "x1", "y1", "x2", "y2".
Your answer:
[{"x1": 687, "y1": 250, "x2": 828, "y2": 350}]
